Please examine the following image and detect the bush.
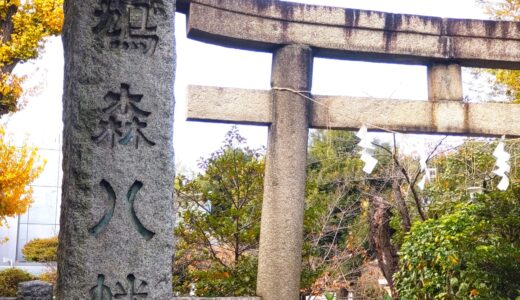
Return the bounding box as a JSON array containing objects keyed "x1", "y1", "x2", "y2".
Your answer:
[
  {"x1": 39, "y1": 270, "x2": 57, "y2": 286},
  {"x1": 395, "y1": 196, "x2": 520, "y2": 300},
  {"x1": 22, "y1": 236, "x2": 58, "y2": 262},
  {"x1": 0, "y1": 268, "x2": 35, "y2": 296}
]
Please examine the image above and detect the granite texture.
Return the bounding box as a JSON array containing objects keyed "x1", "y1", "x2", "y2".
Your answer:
[
  {"x1": 256, "y1": 45, "x2": 313, "y2": 300},
  {"x1": 180, "y1": 0, "x2": 520, "y2": 69},
  {"x1": 57, "y1": 0, "x2": 176, "y2": 298},
  {"x1": 17, "y1": 281, "x2": 52, "y2": 300},
  {"x1": 427, "y1": 64, "x2": 463, "y2": 101},
  {"x1": 187, "y1": 85, "x2": 520, "y2": 137}
]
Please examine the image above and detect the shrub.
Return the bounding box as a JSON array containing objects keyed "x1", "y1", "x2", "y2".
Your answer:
[
  {"x1": 395, "y1": 198, "x2": 520, "y2": 300},
  {"x1": 39, "y1": 270, "x2": 57, "y2": 286},
  {"x1": 0, "y1": 268, "x2": 35, "y2": 296},
  {"x1": 22, "y1": 236, "x2": 58, "y2": 262}
]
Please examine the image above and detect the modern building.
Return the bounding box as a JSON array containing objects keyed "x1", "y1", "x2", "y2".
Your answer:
[
  {"x1": 0, "y1": 138, "x2": 62, "y2": 269},
  {"x1": 0, "y1": 37, "x2": 63, "y2": 270}
]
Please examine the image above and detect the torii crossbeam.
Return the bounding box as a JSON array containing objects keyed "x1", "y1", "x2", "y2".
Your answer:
[{"x1": 177, "y1": 1, "x2": 520, "y2": 299}]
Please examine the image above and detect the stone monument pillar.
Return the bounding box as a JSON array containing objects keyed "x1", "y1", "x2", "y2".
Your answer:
[{"x1": 57, "y1": 0, "x2": 176, "y2": 299}]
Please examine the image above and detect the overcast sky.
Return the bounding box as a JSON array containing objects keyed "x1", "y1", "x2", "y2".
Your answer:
[{"x1": 1, "y1": 0, "x2": 490, "y2": 173}]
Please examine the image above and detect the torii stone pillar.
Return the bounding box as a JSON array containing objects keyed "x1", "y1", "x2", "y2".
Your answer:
[
  {"x1": 257, "y1": 45, "x2": 313, "y2": 300},
  {"x1": 57, "y1": 0, "x2": 176, "y2": 298}
]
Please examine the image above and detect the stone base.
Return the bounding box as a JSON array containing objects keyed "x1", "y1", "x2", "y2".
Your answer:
[{"x1": 16, "y1": 280, "x2": 53, "y2": 300}]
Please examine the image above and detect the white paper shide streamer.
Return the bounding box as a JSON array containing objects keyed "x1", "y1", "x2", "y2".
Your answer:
[
  {"x1": 356, "y1": 126, "x2": 377, "y2": 174},
  {"x1": 493, "y1": 137, "x2": 511, "y2": 191},
  {"x1": 417, "y1": 144, "x2": 430, "y2": 191}
]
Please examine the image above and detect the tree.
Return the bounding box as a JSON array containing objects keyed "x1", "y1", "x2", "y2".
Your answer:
[
  {"x1": 337, "y1": 136, "x2": 499, "y2": 299},
  {"x1": 303, "y1": 130, "x2": 455, "y2": 299},
  {"x1": 476, "y1": 0, "x2": 520, "y2": 101},
  {"x1": 173, "y1": 127, "x2": 264, "y2": 296},
  {"x1": 394, "y1": 140, "x2": 520, "y2": 299},
  {"x1": 395, "y1": 192, "x2": 520, "y2": 299},
  {"x1": 478, "y1": 0, "x2": 520, "y2": 19},
  {"x1": 0, "y1": 0, "x2": 63, "y2": 115},
  {"x1": 0, "y1": 126, "x2": 44, "y2": 227},
  {"x1": 302, "y1": 129, "x2": 393, "y2": 299},
  {"x1": 174, "y1": 128, "x2": 382, "y2": 298},
  {"x1": 302, "y1": 130, "x2": 370, "y2": 297}
]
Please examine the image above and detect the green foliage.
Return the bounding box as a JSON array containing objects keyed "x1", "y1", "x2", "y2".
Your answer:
[
  {"x1": 173, "y1": 129, "x2": 520, "y2": 298},
  {"x1": 0, "y1": 268, "x2": 35, "y2": 296},
  {"x1": 173, "y1": 127, "x2": 264, "y2": 296},
  {"x1": 303, "y1": 130, "x2": 366, "y2": 292},
  {"x1": 422, "y1": 142, "x2": 497, "y2": 218},
  {"x1": 395, "y1": 185, "x2": 520, "y2": 300},
  {"x1": 188, "y1": 256, "x2": 257, "y2": 297},
  {"x1": 395, "y1": 206, "x2": 479, "y2": 299},
  {"x1": 305, "y1": 134, "x2": 520, "y2": 299},
  {"x1": 21, "y1": 236, "x2": 58, "y2": 262}
]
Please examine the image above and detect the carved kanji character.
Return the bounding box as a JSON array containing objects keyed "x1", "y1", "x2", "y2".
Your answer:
[
  {"x1": 93, "y1": 0, "x2": 165, "y2": 54},
  {"x1": 89, "y1": 180, "x2": 155, "y2": 241},
  {"x1": 92, "y1": 84, "x2": 154, "y2": 149},
  {"x1": 90, "y1": 274, "x2": 113, "y2": 300},
  {"x1": 114, "y1": 274, "x2": 148, "y2": 299}
]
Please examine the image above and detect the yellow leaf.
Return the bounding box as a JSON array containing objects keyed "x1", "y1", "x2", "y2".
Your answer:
[
  {"x1": 0, "y1": 0, "x2": 63, "y2": 114},
  {"x1": 448, "y1": 255, "x2": 458, "y2": 265},
  {"x1": 470, "y1": 289, "x2": 479, "y2": 297},
  {"x1": 0, "y1": 125, "x2": 45, "y2": 225}
]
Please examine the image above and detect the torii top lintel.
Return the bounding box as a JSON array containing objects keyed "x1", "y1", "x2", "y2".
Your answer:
[{"x1": 177, "y1": 0, "x2": 520, "y2": 69}]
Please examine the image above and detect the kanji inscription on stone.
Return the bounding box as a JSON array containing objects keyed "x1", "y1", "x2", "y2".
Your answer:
[
  {"x1": 59, "y1": 0, "x2": 175, "y2": 297},
  {"x1": 90, "y1": 274, "x2": 149, "y2": 300},
  {"x1": 90, "y1": 275, "x2": 113, "y2": 300},
  {"x1": 92, "y1": 83, "x2": 155, "y2": 149},
  {"x1": 114, "y1": 274, "x2": 149, "y2": 299},
  {"x1": 89, "y1": 179, "x2": 155, "y2": 240},
  {"x1": 93, "y1": 0, "x2": 166, "y2": 54}
]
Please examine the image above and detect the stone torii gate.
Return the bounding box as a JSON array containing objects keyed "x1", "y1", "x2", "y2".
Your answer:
[
  {"x1": 178, "y1": 0, "x2": 520, "y2": 299},
  {"x1": 58, "y1": 0, "x2": 520, "y2": 298}
]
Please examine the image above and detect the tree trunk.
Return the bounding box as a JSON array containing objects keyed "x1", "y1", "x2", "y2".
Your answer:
[
  {"x1": 392, "y1": 180, "x2": 411, "y2": 232},
  {"x1": 369, "y1": 196, "x2": 400, "y2": 299},
  {"x1": 337, "y1": 287, "x2": 349, "y2": 300}
]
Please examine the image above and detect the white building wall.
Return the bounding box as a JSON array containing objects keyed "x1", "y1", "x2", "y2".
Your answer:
[
  {"x1": 0, "y1": 217, "x2": 20, "y2": 264},
  {"x1": 0, "y1": 36, "x2": 64, "y2": 263}
]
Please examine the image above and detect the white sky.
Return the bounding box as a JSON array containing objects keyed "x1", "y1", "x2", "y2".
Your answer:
[{"x1": 1, "y1": 0, "x2": 490, "y2": 173}]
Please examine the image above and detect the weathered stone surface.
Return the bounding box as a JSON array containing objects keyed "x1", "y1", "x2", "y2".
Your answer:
[
  {"x1": 187, "y1": 85, "x2": 520, "y2": 137},
  {"x1": 256, "y1": 45, "x2": 313, "y2": 300},
  {"x1": 187, "y1": 86, "x2": 270, "y2": 126},
  {"x1": 427, "y1": 64, "x2": 463, "y2": 101},
  {"x1": 179, "y1": 0, "x2": 520, "y2": 69},
  {"x1": 57, "y1": 0, "x2": 176, "y2": 299},
  {"x1": 17, "y1": 281, "x2": 52, "y2": 300}
]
